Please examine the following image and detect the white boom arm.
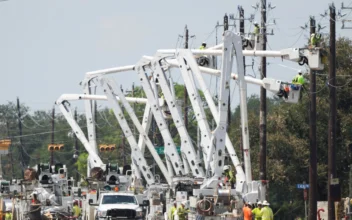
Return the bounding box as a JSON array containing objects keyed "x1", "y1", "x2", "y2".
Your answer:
[
  {"x1": 82, "y1": 79, "x2": 99, "y2": 157},
  {"x1": 57, "y1": 94, "x2": 149, "y2": 103},
  {"x1": 157, "y1": 47, "x2": 323, "y2": 71},
  {"x1": 204, "y1": 31, "x2": 236, "y2": 177},
  {"x1": 174, "y1": 51, "x2": 216, "y2": 187},
  {"x1": 56, "y1": 99, "x2": 105, "y2": 176},
  {"x1": 135, "y1": 59, "x2": 186, "y2": 176},
  {"x1": 98, "y1": 77, "x2": 172, "y2": 185},
  {"x1": 142, "y1": 56, "x2": 205, "y2": 177}
]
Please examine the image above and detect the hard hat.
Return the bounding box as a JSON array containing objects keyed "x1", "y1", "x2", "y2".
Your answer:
[
  {"x1": 262, "y1": 200, "x2": 270, "y2": 206},
  {"x1": 223, "y1": 165, "x2": 230, "y2": 171},
  {"x1": 182, "y1": 201, "x2": 187, "y2": 205},
  {"x1": 311, "y1": 33, "x2": 315, "y2": 36},
  {"x1": 257, "y1": 201, "x2": 262, "y2": 205},
  {"x1": 298, "y1": 69, "x2": 302, "y2": 73},
  {"x1": 254, "y1": 21, "x2": 258, "y2": 25}
]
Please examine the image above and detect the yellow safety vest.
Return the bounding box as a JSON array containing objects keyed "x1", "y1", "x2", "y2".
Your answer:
[
  {"x1": 252, "y1": 208, "x2": 262, "y2": 220},
  {"x1": 260, "y1": 207, "x2": 273, "y2": 220},
  {"x1": 73, "y1": 205, "x2": 81, "y2": 217}
]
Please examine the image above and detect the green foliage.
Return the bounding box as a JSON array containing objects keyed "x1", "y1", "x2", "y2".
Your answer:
[{"x1": 75, "y1": 152, "x2": 88, "y2": 176}]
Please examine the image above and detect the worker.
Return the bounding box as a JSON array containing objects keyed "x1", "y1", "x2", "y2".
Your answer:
[
  {"x1": 223, "y1": 165, "x2": 236, "y2": 188},
  {"x1": 242, "y1": 203, "x2": 252, "y2": 220},
  {"x1": 5, "y1": 211, "x2": 12, "y2": 220},
  {"x1": 72, "y1": 200, "x2": 81, "y2": 219},
  {"x1": 252, "y1": 201, "x2": 263, "y2": 220},
  {"x1": 199, "y1": 42, "x2": 207, "y2": 50},
  {"x1": 292, "y1": 70, "x2": 305, "y2": 87},
  {"x1": 310, "y1": 33, "x2": 322, "y2": 47},
  {"x1": 253, "y1": 22, "x2": 260, "y2": 35},
  {"x1": 169, "y1": 201, "x2": 177, "y2": 220},
  {"x1": 176, "y1": 201, "x2": 189, "y2": 220},
  {"x1": 260, "y1": 200, "x2": 273, "y2": 220},
  {"x1": 253, "y1": 21, "x2": 260, "y2": 44},
  {"x1": 197, "y1": 42, "x2": 210, "y2": 66}
]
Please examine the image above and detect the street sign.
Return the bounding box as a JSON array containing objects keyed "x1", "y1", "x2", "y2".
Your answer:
[
  {"x1": 296, "y1": 184, "x2": 310, "y2": 189},
  {"x1": 155, "y1": 146, "x2": 181, "y2": 155}
]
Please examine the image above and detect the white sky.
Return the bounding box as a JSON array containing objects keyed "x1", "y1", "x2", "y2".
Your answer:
[{"x1": 0, "y1": 0, "x2": 351, "y2": 112}]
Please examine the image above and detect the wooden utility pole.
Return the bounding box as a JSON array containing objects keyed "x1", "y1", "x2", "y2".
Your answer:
[
  {"x1": 223, "y1": 14, "x2": 231, "y2": 131},
  {"x1": 184, "y1": 25, "x2": 189, "y2": 130},
  {"x1": 328, "y1": 4, "x2": 337, "y2": 220},
  {"x1": 239, "y1": 6, "x2": 245, "y2": 74},
  {"x1": 51, "y1": 107, "x2": 55, "y2": 166},
  {"x1": 16, "y1": 97, "x2": 25, "y2": 176},
  {"x1": 238, "y1": 6, "x2": 246, "y2": 164},
  {"x1": 308, "y1": 16, "x2": 317, "y2": 220},
  {"x1": 259, "y1": 0, "x2": 267, "y2": 196}
]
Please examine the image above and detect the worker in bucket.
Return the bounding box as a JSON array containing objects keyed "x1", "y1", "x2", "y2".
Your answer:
[
  {"x1": 199, "y1": 42, "x2": 207, "y2": 50},
  {"x1": 223, "y1": 165, "x2": 236, "y2": 188},
  {"x1": 197, "y1": 42, "x2": 209, "y2": 66},
  {"x1": 253, "y1": 21, "x2": 260, "y2": 43},
  {"x1": 291, "y1": 70, "x2": 305, "y2": 91},
  {"x1": 176, "y1": 201, "x2": 189, "y2": 220},
  {"x1": 310, "y1": 33, "x2": 322, "y2": 47}
]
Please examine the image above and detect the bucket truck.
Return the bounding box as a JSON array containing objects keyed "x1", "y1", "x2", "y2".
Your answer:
[
  {"x1": 55, "y1": 26, "x2": 324, "y2": 219},
  {"x1": 57, "y1": 93, "x2": 175, "y2": 220}
]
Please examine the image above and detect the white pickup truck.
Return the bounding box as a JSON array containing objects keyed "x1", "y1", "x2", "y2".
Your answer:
[{"x1": 93, "y1": 192, "x2": 146, "y2": 220}]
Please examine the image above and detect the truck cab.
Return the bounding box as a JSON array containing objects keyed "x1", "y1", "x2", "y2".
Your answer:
[{"x1": 94, "y1": 192, "x2": 144, "y2": 220}]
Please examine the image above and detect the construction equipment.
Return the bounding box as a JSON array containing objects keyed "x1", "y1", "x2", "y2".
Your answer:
[{"x1": 56, "y1": 29, "x2": 324, "y2": 219}]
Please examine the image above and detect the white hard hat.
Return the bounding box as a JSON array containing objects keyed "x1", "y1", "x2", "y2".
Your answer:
[
  {"x1": 263, "y1": 200, "x2": 270, "y2": 206},
  {"x1": 182, "y1": 201, "x2": 187, "y2": 205},
  {"x1": 223, "y1": 165, "x2": 230, "y2": 171},
  {"x1": 257, "y1": 201, "x2": 262, "y2": 205},
  {"x1": 254, "y1": 21, "x2": 258, "y2": 25},
  {"x1": 311, "y1": 33, "x2": 315, "y2": 36},
  {"x1": 298, "y1": 69, "x2": 302, "y2": 73}
]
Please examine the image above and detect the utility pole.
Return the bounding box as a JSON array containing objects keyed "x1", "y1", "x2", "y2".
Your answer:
[
  {"x1": 328, "y1": 4, "x2": 337, "y2": 220},
  {"x1": 239, "y1": 6, "x2": 246, "y2": 75},
  {"x1": 239, "y1": 7, "x2": 245, "y2": 163},
  {"x1": 16, "y1": 97, "x2": 25, "y2": 176},
  {"x1": 51, "y1": 107, "x2": 55, "y2": 166},
  {"x1": 74, "y1": 108, "x2": 79, "y2": 182},
  {"x1": 259, "y1": 0, "x2": 267, "y2": 199},
  {"x1": 184, "y1": 25, "x2": 189, "y2": 130},
  {"x1": 223, "y1": 14, "x2": 232, "y2": 131},
  {"x1": 309, "y1": 16, "x2": 317, "y2": 220}
]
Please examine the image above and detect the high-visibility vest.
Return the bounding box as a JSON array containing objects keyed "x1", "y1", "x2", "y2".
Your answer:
[{"x1": 254, "y1": 26, "x2": 260, "y2": 35}]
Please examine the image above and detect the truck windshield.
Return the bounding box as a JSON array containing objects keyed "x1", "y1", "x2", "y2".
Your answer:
[{"x1": 102, "y1": 195, "x2": 137, "y2": 205}]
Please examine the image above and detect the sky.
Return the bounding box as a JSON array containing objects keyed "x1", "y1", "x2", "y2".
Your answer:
[{"x1": 0, "y1": 0, "x2": 351, "y2": 113}]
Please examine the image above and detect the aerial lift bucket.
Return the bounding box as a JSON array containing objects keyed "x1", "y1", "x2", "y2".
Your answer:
[{"x1": 282, "y1": 84, "x2": 301, "y2": 104}]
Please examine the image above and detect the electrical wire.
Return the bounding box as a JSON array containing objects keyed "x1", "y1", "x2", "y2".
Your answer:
[{"x1": 203, "y1": 27, "x2": 217, "y2": 44}]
